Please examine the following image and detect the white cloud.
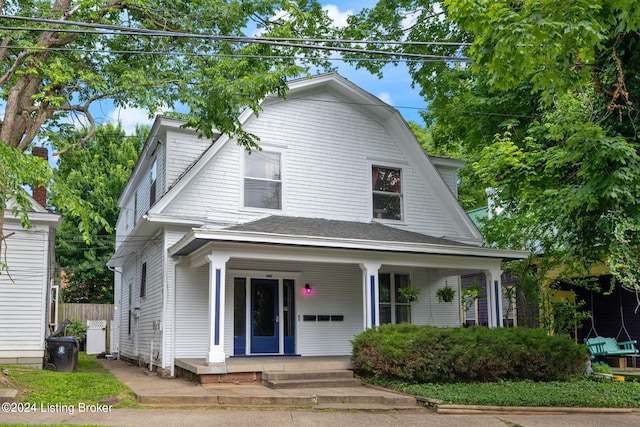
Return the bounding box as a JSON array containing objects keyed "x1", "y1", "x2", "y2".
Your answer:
[
  {"x1": 376, "y1": 91, "x2": 393, "y2": 105},
  {"x1": 107, "y1": 106, "x2": 154, "y2": 135},
  {"x1": 324, "y1": 4, "x2": 352, "y2": 28}
]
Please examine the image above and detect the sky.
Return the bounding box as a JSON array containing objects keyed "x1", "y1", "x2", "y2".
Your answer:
[{"x1": 99, "y1": 1, "x2": 427, "y2": 135}]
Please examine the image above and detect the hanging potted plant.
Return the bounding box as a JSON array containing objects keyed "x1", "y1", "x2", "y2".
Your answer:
[
  {"x1": 436, "y1": 285, "x2": 455, "y2": 303},
  {"x1": 398, "y1": 285, "x2": 421, "y2": 303}
]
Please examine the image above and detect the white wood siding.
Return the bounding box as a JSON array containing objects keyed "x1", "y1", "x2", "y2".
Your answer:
[
  {"x1": 165, "y1": 129, "x2": 212, "y2": 189},
  {"x1": 433, "y1": 166, "x2": 458, "y2": 199},
  {"x1": 161, "y1": 92, "x2": 460, "y2": 239},
  {"x1": 118, "y1": 257, "x2": 138, "y2": 358},
  {"x1": 224, "y1": 259, "x2": 364, "y2": 357},
  {"x1": 134, "y1": 240, "x2": 164, "y2": 365},
  {"x1": 174, "y1": 264, "x2": 209, "y2": 358},
  {"x1": 411, "y1": 269, "x2": 461, "y2": 327},
  {"x1": 0, "y1": 223, "x2": 49, "y2": 353}
]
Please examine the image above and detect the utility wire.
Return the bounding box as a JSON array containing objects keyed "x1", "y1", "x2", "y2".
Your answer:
[
  {"x1": 0, "y1": 15, "x2": 471, "y2": 47},
  {"x1": 0, "y1": 43, "x2": 469, "y2": 62},
  {"x1": 0, "y1": 14, "x2": 470, "y2": 62}
]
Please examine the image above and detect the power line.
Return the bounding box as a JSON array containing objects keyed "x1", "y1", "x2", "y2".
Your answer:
[
  {"x1": 0, "y1": 15, "x2": 471, "y2": 47},
  {"x1": 0, "y1": 15, "x2": 470, "y2": 62},
  {"x1": 0, "y1": 43, "x2": 467, "y2": 63}
]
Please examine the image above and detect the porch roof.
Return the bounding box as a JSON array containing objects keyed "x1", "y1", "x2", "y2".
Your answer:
[{"x1": 169, "y1": 216, "x2": 528, "y2": 261}]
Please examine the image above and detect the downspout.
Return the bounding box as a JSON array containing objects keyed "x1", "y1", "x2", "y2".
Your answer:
[{"x1": 108, "y1": 264, "x2": 124, "y2": 359}]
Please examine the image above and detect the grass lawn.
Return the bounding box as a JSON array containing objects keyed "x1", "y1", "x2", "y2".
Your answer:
[
  {"x1": 1, "y1": 353, "x2": 137, "y2": 408},
  {"x1": 370, "y1": 376, "x2": 640, "y2": 408}
]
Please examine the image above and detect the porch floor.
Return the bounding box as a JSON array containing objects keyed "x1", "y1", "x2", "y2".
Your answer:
[{"x1": 175, "y1": 355, "x2": 352, "y2": 375}]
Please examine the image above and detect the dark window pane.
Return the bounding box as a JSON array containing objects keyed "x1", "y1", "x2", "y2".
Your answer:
[
  {"x1": 234, "y1": 278, "x2": 246, "y2": 337},
  {"x1": 372, "y1": 167, "x2": 401, "y2": 192},
  {"x1": 245, "y1": 180, "x2": 281, "y2": 209},
  {"x1": 373, "y1": 193, "x2": 401, "y2": 220},
  {"x1": 283, "y1": 279, "x2": 294, "y2": 337},
  {"x1": 380, "y1": 305, "x2": 391, "y2": 325},
  {"x1": 395, "y1": 274, "x2": 410, "y2": 303},
  {"x1": 253, "y1": 284, "x2": 275, "y2": 337},
  {"x1": 379, "y1": 274, "x2": 391, "y2": 303},
  {"x1": 396, "y1": 305, "x2": 411, "y2": 324}
]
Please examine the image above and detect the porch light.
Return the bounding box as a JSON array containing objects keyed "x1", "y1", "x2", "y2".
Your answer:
[{"x1": 304, "y1": 284, "x2": 312, "y2": 295}]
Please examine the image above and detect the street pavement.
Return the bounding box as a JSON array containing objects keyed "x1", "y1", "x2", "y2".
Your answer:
[
  {"x1": 2, "y1": 407, "x2": 640, "y2": 426},
  {"x1": 1, "y1": 357, "x2": 639, "y2": 426}
]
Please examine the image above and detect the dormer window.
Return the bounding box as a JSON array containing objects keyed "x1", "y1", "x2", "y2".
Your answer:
[
  {"x1": 372, "y1": 166, "x2": 402, "y2": 220},
  {"x1": 244, "y1": 151, "x2": 281, "y2": 209}
]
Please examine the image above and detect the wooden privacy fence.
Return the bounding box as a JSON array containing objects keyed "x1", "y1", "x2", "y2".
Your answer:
[
  {"x1": 57, "y1": 303, "x2": 114, "y2": 324},
  {"x1": 56, "y1": 303, "x2": 115, "y2": 353}
]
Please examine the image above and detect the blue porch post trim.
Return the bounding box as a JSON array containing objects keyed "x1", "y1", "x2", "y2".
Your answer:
[
  {"x1": 206, "y1": 254, "x2": 230, "y2": 364},
  {"x1": 370, "y1": 275, "x2": 377, "y2": 327},
  {"x1": 494, "y1": 280, "x2": 501, "y2": 328},
  {"x1": 214, "y1": 268, "x2": 221, "y2": 346}
]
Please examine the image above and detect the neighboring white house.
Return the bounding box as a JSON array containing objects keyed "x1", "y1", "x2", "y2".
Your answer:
[
  {"x1": 0, "y1": 162, "x2": 61, "y2": 367},
  {"x1": 109, "y1": 73, "x2": 527, "y2": 378}
]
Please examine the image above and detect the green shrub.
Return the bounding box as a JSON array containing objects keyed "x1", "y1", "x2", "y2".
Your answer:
[{"x1": 351, "y1": 324, "x2": 588, "y2": 383}]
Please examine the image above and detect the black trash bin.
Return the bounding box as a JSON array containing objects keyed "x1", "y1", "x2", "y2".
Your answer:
[{"x1": 45, "y1": 336, "x2": 79, "y2": 372}]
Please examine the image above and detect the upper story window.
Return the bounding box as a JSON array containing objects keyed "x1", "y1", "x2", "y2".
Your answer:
[
  {"x1": 372, "y1": 166, "x2": 402, "y2": 220},
  {"x1": 244, "y1": 151, "x2": 281, "y2": 209},
  {"x1": 149, "y1": 160, "x2": 157, "y2": 206}
]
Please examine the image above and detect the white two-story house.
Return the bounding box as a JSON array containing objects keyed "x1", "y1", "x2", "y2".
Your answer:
[{"x1": 109, "y1": 73, "x2": 526, "y2": 379}]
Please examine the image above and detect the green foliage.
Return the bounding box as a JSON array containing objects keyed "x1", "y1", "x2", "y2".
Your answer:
[
  {"x1": 0, "y1": 0, "x2": 337, "y2": 261},
  {"x1": 344, "y1": 0, "x2": 640, "y2": 292},
  {"x1": 592, "y1": 362, "x2": 613, "y2": 375},
  {"x1": 376, "y1": 377, "x2": 640, "y2": 407},
  {"x1": 51, "y1": 123, "x2": 145, "y2": 303},
  {"x1": 398, "y1": 285, "x2": 421, "y2": 303},
  {"x1": 436, "y1": 285, "x2": 455, "y2": 303},
  {"x1": 64, "y1": 319, "x2": 88, "y2": 341},
  {"x1": 352, "y1": 324, "x2": 587, "y2": 383},
  {"x1": 549, "y1": 298, "x2": 592, "y2": 338},
  {"x1": 1, "y1": 353, "x2": 137, "y2": 407}
]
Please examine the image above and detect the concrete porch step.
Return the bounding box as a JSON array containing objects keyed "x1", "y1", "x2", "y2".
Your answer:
[{"x1": 262, "y1": 370, "x2": 361, "y2": 389}]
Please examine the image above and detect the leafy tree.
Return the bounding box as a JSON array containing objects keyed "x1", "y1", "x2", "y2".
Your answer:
[
  {"x1": 344, "y1": 0, "x2": 640, "y2": 291},
  {"x1": 0, "y1": 0, "x2": 335, "y2": 260},
  {"x1": 53, "y1": 123, "x2": 145, "y2": 303}
]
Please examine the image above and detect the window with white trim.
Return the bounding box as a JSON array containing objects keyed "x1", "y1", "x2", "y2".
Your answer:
[
  {"x1": 372, "y1": 166, "x2": 402, "y2": 220},
  {"x1": 379, "y1": 273, "x2": 411, "y2": 324},
  {"x1": 149, "y1": 160, "x2": 157, "y2": 206},
  {"x1": 244, "y1": 151, "x2": 281, "y2": 209}
]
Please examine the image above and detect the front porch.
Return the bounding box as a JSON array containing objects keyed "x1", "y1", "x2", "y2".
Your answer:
[{"x1": 175, "y1": 355, "x2": 352, "y2": 384}]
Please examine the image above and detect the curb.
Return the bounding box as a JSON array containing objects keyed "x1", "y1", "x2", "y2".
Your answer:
[
  {"x1": 436, "y1": 405, "x2": 637, "y2": 415},
  {"x1": 0, "y1": 389, "x2": 18, "y2": 404}
]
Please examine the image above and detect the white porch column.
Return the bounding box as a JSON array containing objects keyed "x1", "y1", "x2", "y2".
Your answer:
[
  {"x1": 359, "y1": 263, "x2": 381, "y2": 329},
  {"x1": 484, "y1": 268, "x2": 504, "y2": 328},
  {"x1": 206, "y1": 254, "x2": 230, "y2": 364}
]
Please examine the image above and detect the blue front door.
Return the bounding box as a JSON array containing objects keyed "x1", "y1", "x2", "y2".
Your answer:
[{"x1": 251, "y1": 279, "x2": 279, "y2": 353}]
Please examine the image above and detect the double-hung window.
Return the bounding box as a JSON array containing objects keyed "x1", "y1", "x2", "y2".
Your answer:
[
  {"x1": 379, "y1": 273, "x2": 412, "y2": 325},
  {"x1": 372, "y1": 166, "x2": 402, "y2": 220},
  {"x1": 244, "y1": 151, "x2": 281, "y2": 209}
]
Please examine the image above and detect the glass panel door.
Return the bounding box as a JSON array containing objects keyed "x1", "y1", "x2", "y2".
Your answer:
[{"x1": 251, "y1": 279, "x2": 279, "y2": 353}]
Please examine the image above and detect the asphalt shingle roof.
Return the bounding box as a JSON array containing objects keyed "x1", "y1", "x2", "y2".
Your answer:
[{"x1": 226, "y1": 216, "x2": 469, "y2": 247}]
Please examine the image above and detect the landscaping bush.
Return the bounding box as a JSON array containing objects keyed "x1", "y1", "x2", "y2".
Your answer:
[{"x1": 351, "y1": 324, "x2": 588, "y2": 383}]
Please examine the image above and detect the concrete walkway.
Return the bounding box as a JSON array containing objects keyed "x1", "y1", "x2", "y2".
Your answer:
[
  {"x1": 2, "y1": 359, "x2": 640, "y2": 426},
  {"x1": 99, "y1": 358, "x2": 420, "y2": 410}
]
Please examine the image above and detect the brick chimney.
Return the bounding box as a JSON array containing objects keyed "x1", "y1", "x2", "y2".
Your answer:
[{"x1": 31, "y1": 147, "x2": 48, "y2": 207}]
